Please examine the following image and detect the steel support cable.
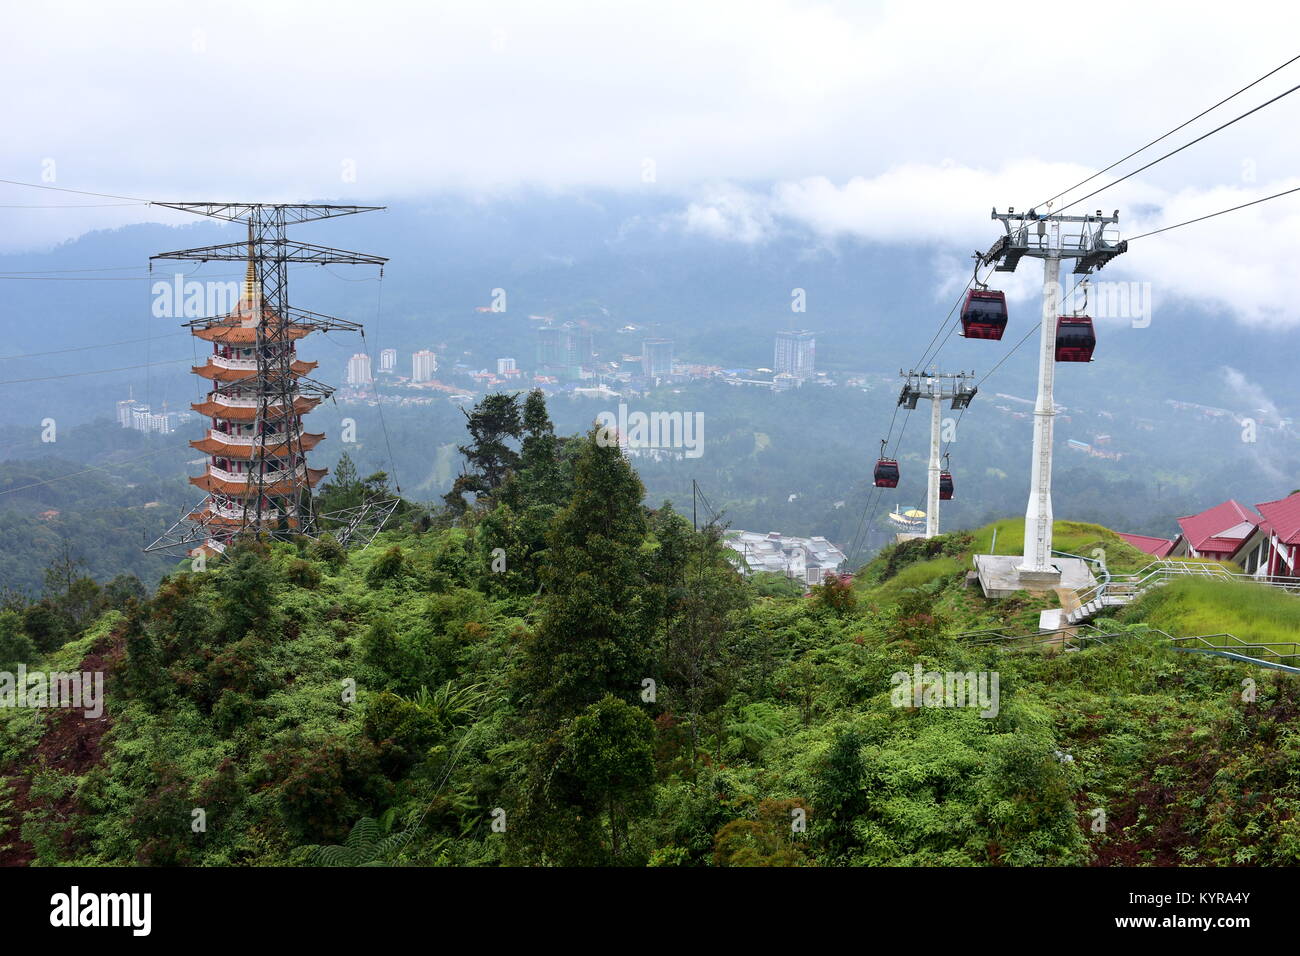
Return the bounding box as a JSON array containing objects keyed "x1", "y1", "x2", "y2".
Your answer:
[
  {"x1": 1052, "y1": 80, "x2": 1300, "y2": 217},
  {"x1": 1127, "y1": 184, "x2": 1300, "y2": 241},
  {"x1": 1033, "y1": 52, "x2": 1300, "y2": 213}
]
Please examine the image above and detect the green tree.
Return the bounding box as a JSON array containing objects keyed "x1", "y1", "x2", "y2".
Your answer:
[
  {"x1": 557, "y1": 695, "x2": 657, "y2": 860},
  {"x1": 658, "y1": 514, "x2": 749, "y2": 764},
  {"x1": 514, "y1": 389, "x2": 567, "y2": 507},
  {"x1": 0, "y1": 610, "x2": 35, "y2": 670},
  {"x1": 443, "y1": 393, "x2": 524, "y2": 512},
  {"x1": 122, "y1": 601, "x2": 166, "y2": 708},
  {"x1": 215, "y1": 545, "x2": 279, "y2": 641},
  {"x1": 317, "y1": 452, "x2": 363, "y2": 514},
  {"x1": 21, "y1": 602, "x2": 66, "y2": 654},
  {"x1": 515, "y1": 428, "x2": 654, "y2": 723}
]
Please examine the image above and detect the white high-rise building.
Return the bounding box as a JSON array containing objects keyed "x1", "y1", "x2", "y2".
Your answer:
[
  {"x1": 497, "y1": 357, "x2": 517, "y2": 375},
  {"x1": 775, "y1": 330, "x2": 815, "y2": 381},
  {"x1": 642, "y1": 338, "x2": 674, "y2": 380},
  {"x1": 117, "y1": 398, "x2": 139, "y2": 428},
  {"x1": 412, "y1": 349, "x2": 438, "y2": 383},
  {"x1": 346, "y1": 353, "x2": 373, "y2": 386},
  {"x1": 130, "y1": 405, "x2": 172, "y2": 434},
  {"x1": 379, "y1": 348, "x2": 397, "y2": 372}
]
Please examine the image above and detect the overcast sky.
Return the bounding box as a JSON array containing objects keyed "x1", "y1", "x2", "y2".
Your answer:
[{"x1": 4, "y1": 0, "x2": 1299, "y2": 323}]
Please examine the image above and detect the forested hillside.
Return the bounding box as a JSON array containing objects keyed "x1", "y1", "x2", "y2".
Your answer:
[{"x1": 1, "y1": 391, "x2": 1296, "y2": 867}]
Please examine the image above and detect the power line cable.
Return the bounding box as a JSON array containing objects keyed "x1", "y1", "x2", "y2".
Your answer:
[
  {"x1": 361, "y1": 267, "x2": 402, "y2": 493},
  {"x1": 0, "y1": 331, "x2": 190, "y2": 360},
  {"x1": 0, "y1": 177, "x2": 149, "y2": 203},
  {"x1": 0, "y1": 357, "x2": 192, "y2": 385},
  {"x1": 0, "y1": 201, "x2": 146, "y2": 208},
  {"x1": 0, "y1": 446, "x2": 177, "y2": 498}
]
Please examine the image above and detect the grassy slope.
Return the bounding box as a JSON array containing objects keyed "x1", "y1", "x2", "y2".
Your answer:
[
  {"x1": 968, "y1": 518, "x2": 1154, "y2": 574},
  {"x1": 1120, "y1": 577, "x2": 1300, "y2": 654}
]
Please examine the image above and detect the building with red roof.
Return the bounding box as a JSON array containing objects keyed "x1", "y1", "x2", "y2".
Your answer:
[
  {"x1": 1115, "y1": 532, "x2": 1175, "y2": 559},
  {"x1": 1167, "y1": 499, "x2": 1263, "y2": 565},
  {"x1": 1255, "y1": 491, "x2": 1300, "y2": 578}
]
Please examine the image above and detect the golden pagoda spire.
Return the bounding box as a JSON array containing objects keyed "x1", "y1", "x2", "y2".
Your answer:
[{"x1": 242, "y1": 221, "x2": 259, "y2": 305}]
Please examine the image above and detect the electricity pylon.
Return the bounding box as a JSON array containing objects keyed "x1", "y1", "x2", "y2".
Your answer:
[
  {"x1": 979, "y1": 206, "x2": 1125, "y2": 580},
  {"x1": 145, "y1": 203, "x2": 394, "y2": 557},
  {"x1": 898, "y1": 369, "x2": 977, "y2": 539}
]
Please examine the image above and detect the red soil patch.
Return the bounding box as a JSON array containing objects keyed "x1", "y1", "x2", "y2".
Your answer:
[{"x1": 0, "y1": 629, "x2": 123, "y2": 867}]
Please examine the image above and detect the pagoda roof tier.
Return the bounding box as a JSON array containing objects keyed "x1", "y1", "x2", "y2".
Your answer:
[
  {"x1": 190, "y1": 466, "x2": 328, "y2": 497},
  {"x1": 193, "y1": 358, "x2": 318, "y2": 382},
  {"x1": 191, "y1": 432, "x2": 325, "y2": 458},
  {"x1": 187, "y1": 503, "x2": 302, "y2": 529},
  {"x1": 192, "y1": 322, "x2": 313, "y2": 345},
  {"x1": 191, "y1": 396, "x2": 321, "y2": 420}
]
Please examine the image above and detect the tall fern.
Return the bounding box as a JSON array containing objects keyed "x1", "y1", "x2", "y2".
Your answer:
[{"x1": 312, "y1": 814, "x2": 432, "y2": 866}]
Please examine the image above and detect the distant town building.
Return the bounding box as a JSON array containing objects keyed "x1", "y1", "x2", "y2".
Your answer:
[
  {"x1": 130, "y1": 404, "x2": 172, "y2": 435},
  {"x1": 116, "y1": 394, "x2": 183, "y2": 435},
  {"x1": 117, "y1": 398, "x2": 140, "y2": 428},
  {"x1": 497, "y1": 357, "x2": 518, "y2": 375},
  {"x1": 775, "y1": 330, "x2": 815, "y2": 380},
  {"x1": 724, "y1": 530, "x2": 847, "y2": 586},
  {"x1": 379, "y1": 348, "x2": 397, "y2": 372},
  {"x1": 641, "y1": 338, "x2": 674, "y2": 380},
  {"x1": 346, "y1": 353, "x2": 373, "y2": 386},
  {"x1": 412, "y1": 349, "x2": 438, "y2": 383},
  {"x1": 537, "y1": 324, "x2": 595, "y2": 380}
]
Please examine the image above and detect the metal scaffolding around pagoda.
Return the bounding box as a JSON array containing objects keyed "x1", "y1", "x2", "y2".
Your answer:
[{"x1": 145, "y1": 202, "x2": 397, "y2": 558}]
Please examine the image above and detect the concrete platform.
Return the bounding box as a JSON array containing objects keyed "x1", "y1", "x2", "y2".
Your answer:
[
  {"x1": 973, "y1": 553, "x2": 1096, "y2": 599},
  {"x1": 1038, "y1": 609, "x2": 1065, "y2": 630}
]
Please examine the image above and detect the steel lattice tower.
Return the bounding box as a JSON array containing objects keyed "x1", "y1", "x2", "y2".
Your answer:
[{"x1": 146, "y1": 203, "x2": 393, "y2": 558}]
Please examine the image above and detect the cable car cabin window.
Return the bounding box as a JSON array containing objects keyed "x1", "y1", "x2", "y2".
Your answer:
[
  {"x1": 873, "y1": 458, "x2": 900, "y2": 488},
  {"x1": 960, "y1": 290, "x2": 1008, "y2": 340},
  {"x1": 1055, "y1": 316, "x2": 1095, "y2": 363}
]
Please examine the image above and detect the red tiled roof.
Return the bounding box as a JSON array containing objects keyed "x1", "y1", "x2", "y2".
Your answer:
[
  {"x1": 1255, "y1": 492, "x2": 1300, "y2": 545},
  {"x1": 1175, "y1": 499, "x2": 1260, "y2": 555},
  {"x1": 1116, "y1": 532, "x2": 1175, "y2": 558}
]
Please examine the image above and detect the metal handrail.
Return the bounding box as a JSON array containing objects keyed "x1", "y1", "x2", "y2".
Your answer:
[
  {"x1": 1072, "y1": 558, "x2": 1300, "y2": 619},
  {"x1": 962, "y1": 619, "x2": 1300, "y2": 666}
]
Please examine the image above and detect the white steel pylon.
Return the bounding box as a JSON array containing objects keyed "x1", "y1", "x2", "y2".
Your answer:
[
  {"x1": 897, "y1": 369, "x2": 977, "y2": 539},
  {"x1": 979, "y1": 207, "x2": 1125, "y2": 577}
]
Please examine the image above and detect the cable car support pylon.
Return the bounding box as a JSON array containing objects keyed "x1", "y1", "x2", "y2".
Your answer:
[
  {"x1": 976, "y1": 206, "x2": 1125, "y2": 589},
  {"x1": 897, "y1": 368, "x2": 977, "y2": 539}
]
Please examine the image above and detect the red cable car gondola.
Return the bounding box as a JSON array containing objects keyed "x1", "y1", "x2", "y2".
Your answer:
[
  {"x1": 873, "y1": 439, "x2": 899, "y2": 488},
  {"x1": 960, "y1": 254, "x2": 1008, "y2": 341},
  {"x1": 939, "y1": 455, "x2": 954, "y2": 500},
  {"x1": 960, "y1": 288, "x2": 1008, "y2": 340},
  {"x1": 1055, "y1": 315, "x2": 1095, "y2": 362}
]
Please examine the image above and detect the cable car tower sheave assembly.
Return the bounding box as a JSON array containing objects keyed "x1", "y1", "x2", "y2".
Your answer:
[{"x1": 145, "y1": 203, "x2": 397, "y2": 558}]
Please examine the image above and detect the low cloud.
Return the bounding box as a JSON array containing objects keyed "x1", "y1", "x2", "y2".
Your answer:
[{"x1": 673, "y1": 165, "x2": 1300, "y2": 327}]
